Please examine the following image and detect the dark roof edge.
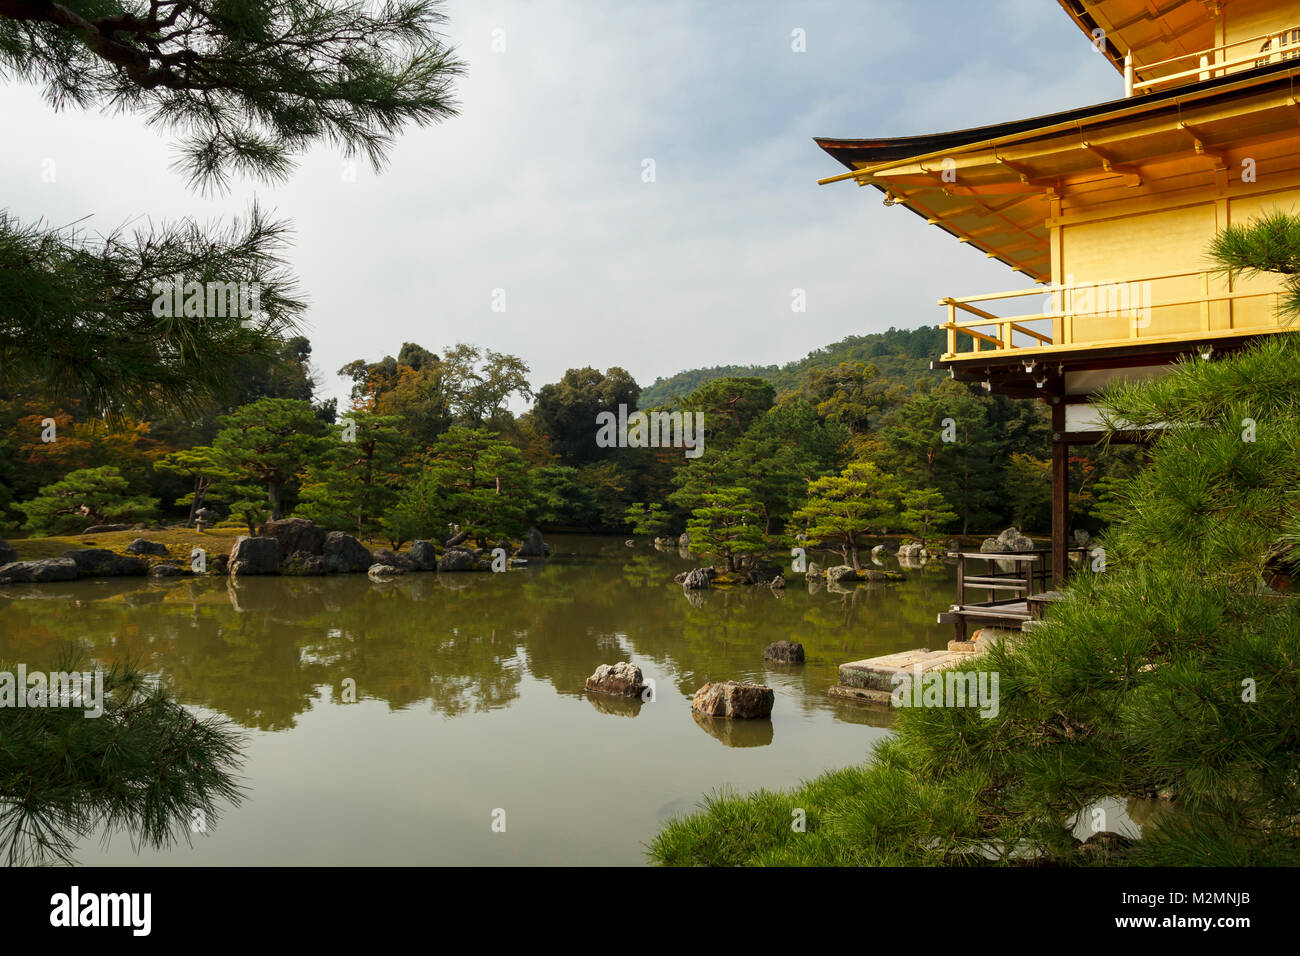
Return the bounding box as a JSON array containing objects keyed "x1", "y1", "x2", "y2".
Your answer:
[{"x1": 815, "y1": 60, "x2": 1300, "y2": 171}]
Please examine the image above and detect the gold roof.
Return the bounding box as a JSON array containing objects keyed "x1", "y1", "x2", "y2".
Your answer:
[{"x1": 1055, "y1": 0, "x2": 1219, "y2": 73}]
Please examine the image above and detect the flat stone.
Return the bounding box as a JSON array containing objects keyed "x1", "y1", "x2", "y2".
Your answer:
[
  {"x1": 125, "y1": 538, "x2": 169, "y2": 557},
  {"x1": 838, "y1": 648, "x2": 970, "y2": 692},
  {"x1": 61, "y1": 548, "x2": 147, "y2": 578},
  {"x1": 0, "y1": 558, "x2": 79, "y2": 584}
]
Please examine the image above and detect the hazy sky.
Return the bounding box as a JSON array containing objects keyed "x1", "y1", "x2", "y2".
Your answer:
[{"x1": 2, "y1": 0, "x2": 1120, "y2": 409}]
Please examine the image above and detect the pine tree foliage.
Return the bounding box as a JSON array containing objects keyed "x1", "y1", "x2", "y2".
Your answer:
[
  {"x1": 0, "y1": 206, "x2": 304, "y2": 418},
  {"x1": 0, "y1": 0, "x2": 463, "y2": 190},
  {"x1": 0, "y1": 656, "x2": 244, "y2": 866}
]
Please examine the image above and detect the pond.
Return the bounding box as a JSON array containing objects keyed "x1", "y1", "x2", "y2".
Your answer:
[{"x1": 0, "y1": 535, "x2": 957, "y2": 865}]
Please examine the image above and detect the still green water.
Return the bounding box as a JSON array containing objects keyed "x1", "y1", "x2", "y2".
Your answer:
[{"x1": 0, "y1": 535, "x2": 956, "y2": 865}]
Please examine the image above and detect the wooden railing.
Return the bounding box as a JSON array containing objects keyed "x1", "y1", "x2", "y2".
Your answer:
[
  {"x1": 1125, "y1": 25, "x2": 1300, "y2": 96},
  {"x1": 939, "y1": 269, "x2": 1287, "y2": 359}
]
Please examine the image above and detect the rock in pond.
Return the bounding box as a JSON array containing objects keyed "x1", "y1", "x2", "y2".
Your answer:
[
  {"x1": 0, "y1": 558, "x2": 79, "y2": 584},
  {"x1": 371, "y1": 548, "x2": 417, "y2": 571},
  {"x1": 149, "y1": 563, "x2": 185, "y2": 578},
  {"x1": 825, "y1": 565, "x2": 857, "y2": 586},
  {"x1": 368, "y1": 563, "x2": 406, "y2": 581},
  {"x1": 518, "y1": 526, "x2": 550, "y2": 558},
  {"x1": 229, "y1": 536, "x2": 283, "y2": 576},
  {"x1": 763, "y1": 640, "x2": 805, "y2": 664},
  {"x1": 322, "y1": 532, "x2": 372, "y2": 573},
  {"x1": 691, "y1": 681, "x2": 774, "y2": 719},
  {"x1": 61, "y1": 548, "x2": 147, "y2": 578},
  {"x1": 585, "y1": 662, "x2": 647, "y2": 698},
  {"x1": 980, "y1": 527, "x2": 1034, "y2": 553},
  {"x1": 410, "y1": 539, "x2": 439, "y2": 571},
  {"x1": 284, "y1": 551, "x2": 330, "y2": 576},
  {"x1": 125, "y1": 537, "x2": 169, "y2": 557},
  {"x1": 437, "y1": 548, "x2": 485, "y2": 572},
  {"x1": 678, "y1": 567, "x2": 713, "y2": 590},
  {"x1": 260, "y1": 517, "x2": 327, "y2": 557}
]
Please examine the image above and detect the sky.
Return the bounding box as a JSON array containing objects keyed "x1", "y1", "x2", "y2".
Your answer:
[{"x1": 0, "y1": 0, "x2": 1122, "y2": 410}]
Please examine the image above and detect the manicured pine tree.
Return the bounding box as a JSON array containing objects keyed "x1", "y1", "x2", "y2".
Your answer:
[
  {"x1": 686, "y1": 486, "x2": 768, "y2": 573},
  {"x1": 212, "y1": 398, "x2": 328, "y2": 521},
  {"x1": 17, "y1": 466, "x2": 159, "y2": 536},
  {"x1": 793, "y1": 462, "x2": 903, "y2": 570}
]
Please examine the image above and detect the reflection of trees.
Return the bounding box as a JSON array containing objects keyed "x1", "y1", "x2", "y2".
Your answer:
[{"x1": 0, "y1": 542, "x2": 962, "y2": 734}]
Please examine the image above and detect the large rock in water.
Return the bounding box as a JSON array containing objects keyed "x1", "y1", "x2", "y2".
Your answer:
[
  {"x1": 518, "y1": 526, "x2": 550, "y2": 557},
  {"x1": 691, "y1": 681, "x2": 774, "y2": 719},
  {"x1": 0, "y1": 539, "x2": 18, "y2": 565},
  {"x1": 229, "y1": 536, "x2": 283, "y2": 576},
  {"x1": 410, "y1": 540, "x2": 439, "y2": 571},
  {"x1": 368, "y1": 563, "x2": 406, "y2": 581},
  {"x1": 825, "y1": 565, "x2": 859, "y2": 586},
  {"x1": 678, "y1": 567, "x2": 713, "y2": 590},
  {"x1": 260, "y1": 517, "x2": 326, "y2": 557},
  {"x1": 322, "y1": 532, "x2": 372, "y2": 573},
  {"x1": 437, "y1": 548, "x2": 485, "y2": 572},
  {"x1": 585, "y1": 662, "x2": 647, "y2": 698},
  {"x1": 371, "y1": 548, "x2": 417, "y2": 571},
  {"x1": 61, "y1": 548, "x2": 147, "y2": 578},
  {"x1": 981, "y1": 527, "x2": 1035, "y2": 553},
  {"x1": 763, "y1": 640, "x2": 805, "y2": 664},
  {"x1": 0, "y1": 558, "x2": 79, "y2": 584},
  {"x1": 125, "y1": 537, "x2": 169, "y2": 557}
]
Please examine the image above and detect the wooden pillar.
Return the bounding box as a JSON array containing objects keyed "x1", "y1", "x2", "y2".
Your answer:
[{"x1": 1051, "y1": 398, "x2": 1069, "y2": 588}]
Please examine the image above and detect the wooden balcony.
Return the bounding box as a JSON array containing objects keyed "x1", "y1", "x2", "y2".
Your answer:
[
  {"x1": 1125, "y1": 25, "x2": 1300, "y2": 96},
  {"x1": 939, "y1": 269, "x2": 1292, "y2": 362}
]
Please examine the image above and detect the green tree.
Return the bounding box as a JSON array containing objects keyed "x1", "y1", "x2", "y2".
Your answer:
[
  {"x1": 388, "y1": 427, "x2": 529, "y2": 544},
  {"x1": 898, "y1": 487, "x2": 957, "y2": 549},
  {"x1": 624, "y1": 502, "x2": 672, "y2": 538},
  {"x1": 793, "y1": 462, "x2": 903, "y2": 569},
  {"x1": 804, "y1": 361, "x2": 886, "y2": 434},
  {"x1": 297, "y1": 412, "x2": 415, "y2": 539},
  {"x1": 18, "y1": 466, "x2": 158, "y2": 535},
  {"x1": 212, "y1": 398, "x2": 327, "y2": 521},
  {"x1": 686, "y1": 486, "x2": 767, "y2": 573},
  {"x1": 532, "y1": 367, "x2": 641, "y2": 463},
  {"x1": 153, "y1": 446, "x2": 237, "y2": 525}
]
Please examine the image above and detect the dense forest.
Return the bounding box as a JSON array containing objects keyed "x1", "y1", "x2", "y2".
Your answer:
[{"x1": 0, "y1": 325, "x2": 1138, "y2": 561}]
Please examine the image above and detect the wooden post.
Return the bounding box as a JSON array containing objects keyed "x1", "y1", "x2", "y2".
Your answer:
[
  {"x1": 1124, "y1": 55, "x2": 1134, "y2": 97},
  {"x1": 1051, "y1": 399, "x2": 1069, "y2": 588}
]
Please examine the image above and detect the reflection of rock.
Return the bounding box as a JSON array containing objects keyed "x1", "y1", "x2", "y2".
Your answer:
[
  {"x1": 0, "y1": 558, "x2": 79, "y2": 584},
  {"x1": 769, "y1": 574, "x2": 785, "y2": 590},
  {"x1": 229, "y1": 536, "x2": 283, "y2": 576},
  {"x1": 681, "y1": 588, "x2": 707, "y2": 608},
  {"x1": 587, "y1": 692, "x2": 645, "y2": 718},
  {"x1": 585, "y1": 662, "x2": 646, "y2": 697},
  {"x1": 61, "y1": 549, "x2": 147, "y2": 578},
  {"x1": 763, "y1": 640, "x2": 805, "y2": 664},
  {"x1": 691, "y1": 711, "x2": 774, "y2": 747},
  {"x1": 691, "y1": 681, "x2": 774, "y2": 719}
]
